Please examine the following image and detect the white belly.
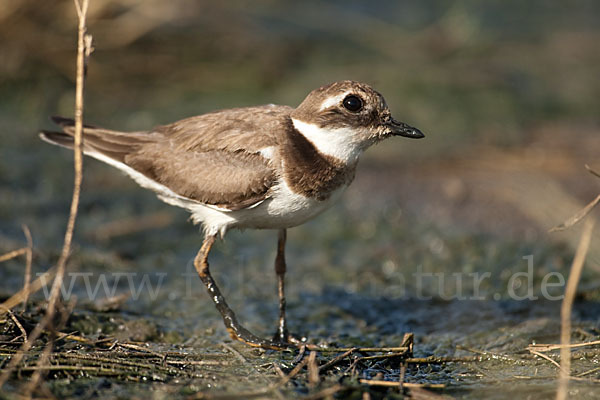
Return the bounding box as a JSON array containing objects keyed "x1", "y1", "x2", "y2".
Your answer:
[
  {"x1": 184, "y1": 180, "x2": 348, "y2": 236},
  {"x1": 235, "y1": 181, "x2": 347, "y2": 230}
]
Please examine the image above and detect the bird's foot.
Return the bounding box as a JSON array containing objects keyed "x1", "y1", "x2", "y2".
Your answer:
[
  {"x1": 226, "y1": 326, "x2": 298, "y2": 350},
  {"x1": 272, "y1": 327, "x2": 305, "y2": 347}
]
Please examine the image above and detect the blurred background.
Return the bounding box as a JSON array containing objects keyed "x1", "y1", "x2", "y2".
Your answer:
[
  {"x1": 1, "y1": 1, "x2": 600, "y2": 394},
  {"x1": 0, "y1": 0, "x2": 600, "y2": 396}
]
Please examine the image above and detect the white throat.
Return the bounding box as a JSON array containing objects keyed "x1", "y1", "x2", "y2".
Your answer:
[{"x1": 291, "y1": 118, "x2": 364, "y2": 164}]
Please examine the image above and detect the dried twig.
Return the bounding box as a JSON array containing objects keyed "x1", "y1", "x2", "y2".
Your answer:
[
  {"x1": 550, "y1": 194, "x2": 600, "y2": 232},
  {"x1": 557, "y1": 220, "x2": 594, "y2": 400},
  {"x1": 116, "y1": 342, "x2": 166, "y2": 358},
  {"x1": 221, "y1": 344, "x2": 283, "y2": 399},
  {"x1": 21, "y1": 224, "x2": 33, "y2": 310},
  {"x1": 0, "y1": 268, "x2": 56, "y2": 314},
  {"x1": 0, "y1": 307, "x2": 27, "y2": 343},
  {"x1": 528, "y1": 339, "x2": 600, "y2": 353},
  {"x1": 304, "y1": 345, "x2": 408, "y2": 353},
  {"x1": 279, "y1": 357, "x2": 310, "y2": 386},
  {"x1": 400, "y1": 333, "x2": 414, "y2": 356},
  {"x1": 0, "y1": 248, "x2": 27, "y2": 263},
  {"x1": 0, "y1": 0, "x2": 90, "y2": 390},
  {"x1": 405, "y1": 355, "x2": 482, "y2": 364},
  {"x1": 586, "y1": 164, "x2": 600, "y2": 179},
  {"x1": 529, "y1": 350, "x2": 560, "y2": 369},
  {"x1": 549, "y1": 164, "x2": 600, "y2": 232},
  {"x1": 318, "y1": 348, "x2": 356, "y2": 373},
  {"x1": 359, "y1": 379, "x2": 445, "y2": 389},
  {"x1": 23, "y1": 298, "x2": 76, "y2": 397},
  {"x1": 307, "y1": 351, "x2": 319, "y2": 388}
]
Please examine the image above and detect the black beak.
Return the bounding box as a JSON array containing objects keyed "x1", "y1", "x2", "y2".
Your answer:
[{"x1": 387, "y1": 118, "x2": 425, "y2": 139}]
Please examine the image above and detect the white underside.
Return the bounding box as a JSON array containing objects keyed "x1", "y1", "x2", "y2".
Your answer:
[{"x1": 84, "y1": 150, "x2": 348, "y2": 238}]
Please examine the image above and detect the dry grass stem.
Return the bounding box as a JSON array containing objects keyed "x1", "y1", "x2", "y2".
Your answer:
[
  {"x1": 405, "y1": 356, "x2": 482, "y2": 363},
  {"x1": 0, "y1": 0, "x2": 90, "y2": 390},
  {"x1": 23, "y1": 298, "x2": 76, "y2": 397},
  {"x1": 557, "y1": 219, "x2": 595, "y2": 400},
  {"x1": 0, "y1": 269, "x2": 56, "y2": 315},
  {"x1": 304, "y1": 345, "x2": 408, "y2": 353},
  {"x1": 307, "y1": 351, "x2": 319, "y2": 387},
  {"x1": 0, "y1": 248, "x2": 27, "y2": 263},
  {"x1": 1, "y1": 307, "x2": 27, "y2": 343},
  {"x1": 529, "y1": 350, "x2": 560, "y2": 369},
  {"x1": 585, "y1": 164, "x2": 600, "y2": 179},
  {"x1": 359, "y1": 379, "x2": 445, "y2": 389},
  {"x1": 550, "y1": 193, "x2": 600, "y2": 232},
  {"x1": 221, "y1": 344, "x2": 281, "y2": 398},
  {"x1": 318, "y1": 348, "x2": 356, "y2": 373},
  {"x1": 23, "y1": 333, "x2": 55, "y2": 397},
  {"x1": 550, "y1": 164, "x2": 600, "y2": 232},
  {"x1": 279, "y1": 357, "x2": 310, "y2": 386},
  {"x1": 21, "y1": 225, "x2": 33, "y2": 310},
  {"x1": 528, "y1": 339, "x2": 600, "y2": 352}
]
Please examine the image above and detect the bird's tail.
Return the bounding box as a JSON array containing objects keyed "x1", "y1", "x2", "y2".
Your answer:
[{"x1": 40, "y1": 116, "x2": 153, "y2": 163}]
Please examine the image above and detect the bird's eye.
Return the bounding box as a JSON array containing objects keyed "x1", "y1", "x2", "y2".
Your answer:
[{"x1": 342, "y1": 95, "x2": 363, "y2": 112}]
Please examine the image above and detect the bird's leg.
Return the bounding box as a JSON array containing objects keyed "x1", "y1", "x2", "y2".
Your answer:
[
  {"x1": 273, "y1": 229, "x2": 303, "y2": 344},
  {"x1": 273, "y1": 229, "x2": 289, "y2": 342},
  {"x1": 194, "y1": 234, "x2": 287, "y2": 350}
]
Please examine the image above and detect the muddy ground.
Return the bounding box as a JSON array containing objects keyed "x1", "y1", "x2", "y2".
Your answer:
[
  {"x1": 1, "y1": 1, "x2": 600, "y2": 399},
  {"x1": 2, "y1": 125, "x2": 599, "y2": 399}
]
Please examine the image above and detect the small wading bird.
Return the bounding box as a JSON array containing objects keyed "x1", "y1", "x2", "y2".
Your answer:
[{"x1": 41, "y1": 81, "x2": 424, "y2": 349}]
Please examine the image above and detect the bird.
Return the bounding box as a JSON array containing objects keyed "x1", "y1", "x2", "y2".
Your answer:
[{"x1": 41, "y1": 80, "x2": 424, "y2": 349}]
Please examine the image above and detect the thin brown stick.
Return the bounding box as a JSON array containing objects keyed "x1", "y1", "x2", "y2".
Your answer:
[
  {"x1": 399, "y1": 362, "x2": 406, "y2": 393},
  {"x1": 272, "y1": 362, "x2": 286, "y2": 379},
  {"x1": 318, "y1": 348, "x2": 356, "y2": 373},
  {"x1": 0, "y1": 0, "x2": 90, "y2": 390},
  {"x1": 0, "y1": 268, "x2": 56, "y2": 314},
  {"x1": 359, "y1": 379, "x2": 445, "y2": 389},
  {"x1": 405, "y1": 355, "x2": 481, "y2": 363},
  {"x1": 221, "y1": 344, "x2": 282, "y2": 399},
  {"x1": 279, "y1": 357, "x2": 309, "y2": 386},
  {"x1": 115, "y1": 342, "x2": 164, "y2": 357},
  {"x1": 586, "y1": 164, "x2": 600, "y2": 179},
  {"x1": 190, "y1": 389, "x2": 275, "y2": 400},
  {"x1": 528, "y1": 339, "x2": 600, "y2": 352},
  {"x1": 529, "y1": 350, "x2": 560, "y2": 369},
  {"x1": 307, "y1": 351, "x2": 319, "y2": 388},
  {"x1": 0, "y1": 307, "x2": 27, "y2": 343},
  {"x1": 550, "y1": 194, "x2": 600, "y2": 232},
  {"x1": 557, "y1": 219, "x2": 594, "y2": 400},
  {"x1": 23, "y1": 333, "x2": 55, "y2": 396},
  {"x1": 576, "y1": 366, "x2": 600, "y2": 378},
  {"x1": 23, "y1": 298, "x2": 76, "y2": 397},
  {"x1": 357, "y1": 352, "x2": 409, "y2": 361},
  {"x1": 0, "y1": 248, "x2": 27, "y2": 263},
  {"x1": 21, "y1": 224, "x2": 33, "y2": 310},
  {"x1": 304, "y1": 345, "x2": 408, "y2": 353},
  {"x1": 400, "y1": 332, "x2": 414, "y2": 356}
]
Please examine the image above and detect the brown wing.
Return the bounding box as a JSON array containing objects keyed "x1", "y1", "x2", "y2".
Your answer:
[
  {"x1": 42, "y1": 106, "x2": 293, "y2": 210},
  {"x1": 125, "y1": 144, "x2": 276, "y2": 210}
]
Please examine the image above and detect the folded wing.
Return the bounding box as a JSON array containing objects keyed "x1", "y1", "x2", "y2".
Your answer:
[{"x1": 40, "y1": 107, "x2": 292, "y2": 210}]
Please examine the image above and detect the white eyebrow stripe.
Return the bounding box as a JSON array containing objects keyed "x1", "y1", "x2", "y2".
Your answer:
[{"x1": 319, "y1": 93, "x2": 349, "y2": 111}]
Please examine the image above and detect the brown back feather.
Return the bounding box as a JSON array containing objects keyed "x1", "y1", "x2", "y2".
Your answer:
[{"x1": 43, "y1": 110, "x2": 287, "y2": 210}]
